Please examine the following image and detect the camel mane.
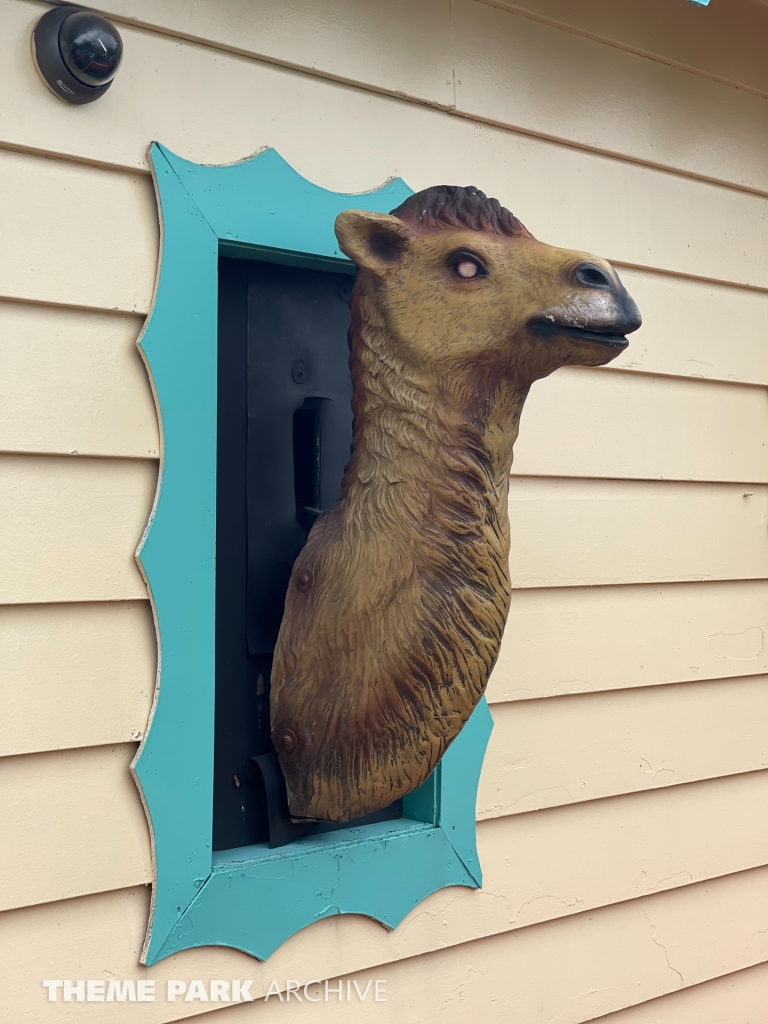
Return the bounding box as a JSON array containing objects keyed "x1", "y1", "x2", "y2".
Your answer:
[{"x1": 390, "y1": 184, "x2": 534, "y2": 239}]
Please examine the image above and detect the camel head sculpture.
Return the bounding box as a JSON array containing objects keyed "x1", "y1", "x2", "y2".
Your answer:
[{"x1": 270, "y1": 185, "x2": 641, "y2": 822}]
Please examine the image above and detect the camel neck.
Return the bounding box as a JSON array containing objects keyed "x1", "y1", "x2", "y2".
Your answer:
[{"x1": 340, "y1": 301, "x2": 527, "y2": 536}]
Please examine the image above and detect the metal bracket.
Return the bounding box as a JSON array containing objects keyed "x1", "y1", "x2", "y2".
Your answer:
[{"x1": 245, "y1": 753, "x2": 317, "y2": 848}]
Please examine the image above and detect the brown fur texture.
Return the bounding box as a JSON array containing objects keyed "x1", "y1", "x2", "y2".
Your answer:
[{"x1": 271, "y1": 186, "x2": 641, "y2": 821}]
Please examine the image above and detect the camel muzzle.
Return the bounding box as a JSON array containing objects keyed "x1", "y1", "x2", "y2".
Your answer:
[{"x1": 568, "y1": 261, "x2": 643, "y2": 339}]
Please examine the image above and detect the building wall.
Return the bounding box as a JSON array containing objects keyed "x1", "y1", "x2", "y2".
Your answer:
[{"x1": 2, "y1": 0, "x2": 768, "y2": 1020}]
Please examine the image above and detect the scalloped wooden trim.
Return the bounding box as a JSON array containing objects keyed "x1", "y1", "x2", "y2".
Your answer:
[{"x1": 131, "y1": 143, "x2": 492, "y2": 965}]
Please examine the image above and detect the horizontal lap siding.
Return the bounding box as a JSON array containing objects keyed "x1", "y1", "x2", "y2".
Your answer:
[
  {"x1": 3, "y1": 579, "x2": 766, "y2": 758},
  {"x1": 512, "y1": 368, "x2": 768, "y2": 482},
  {"x1": 216, "y1": 866, "x2": 768, "y2": 1024},
  {"x1": 0, "y1": 454, "x2": 155, "y2": 604},
  {"x1": 507, "y1": 479, "x2": 768, "y2": 587},
  {"x1": 1, "y1": 0, "x2": 767, "y2": 1021},
  {"x1": 3, "y1": 456, "x2": 765, "y2": 605},
  {"x1": 211, "y1": 868, "x2": 768, "y2": 1023},
  {"x1": 492, "y1": 579, "x2": 768, "y2": 700},
  {"x1": 0, "y1": 601, "x2": 155, "y2": 756},
  {"x1": 452, "y1": 0, "x2": 768, "y2": 191},
  {"x1": 0, "y1": 152, "x2": 157, "y2": 313},
  {"x1": 3, "y1": 7, "x2": 768, "y2": 282},
  {"x1": 488, "y1": 0, "x2": 768, "y2": 97},
  {"x1": 1, "y1": 123, "x2": 766, "y2": 299},
  {"x1": 0, "y1": 745, "x2": 152, "y2": 911},
  {"x1": 0, "y1": 302, "x2": 157, "y2": 458},
  {"x1": 31, "y1": 0, "x2": 768, "y2": 101},
  {"x1": 479, "y1": 677, "x2": 768, "y2": 817},
  {"x1": 607, "y1": 269, "x2": 768, "y2": 386},
  {"x1": 3, "y1": 704, "x2": 767, "y2": 911},
  {"x1": 3, "y1": 866, "x2": 768, "y2": 1023},
  {"x1": 23, "y1": 0, "x2": 459, "y2": 111},
  {"x1": 7, "y1": 293, "x2": 768, "y2": 470},
  {"x1": 3, "y1": 276, "x2": 768, "y2": 428},
  {"x1": 594, "y1": 960, "x2": 768, "y2": 1024},
  {"x1": 2, "y1": 578, "x2": 764, "y2": 759},
  {"x1": 9, "y1": 0, "x2": 766, "y2": 182}
]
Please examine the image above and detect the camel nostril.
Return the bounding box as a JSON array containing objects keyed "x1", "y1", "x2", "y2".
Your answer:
[
  {"x1": 574, "y1": 263, "x2": 613, "y2": 290},
  {"x1": 622, "y1": 300, "x2": 643, "y2": 334}
]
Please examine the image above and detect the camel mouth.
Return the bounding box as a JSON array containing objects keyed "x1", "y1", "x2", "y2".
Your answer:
[{"x1": 529, "y1": 319, "x2": 629, "y2": 349}]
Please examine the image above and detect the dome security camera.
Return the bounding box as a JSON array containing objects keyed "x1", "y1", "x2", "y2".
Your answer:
[{"x1": 33, "y1": 6, "x2": 123, "y2": 104}]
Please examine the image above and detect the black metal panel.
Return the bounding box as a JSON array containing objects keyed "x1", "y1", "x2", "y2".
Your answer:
[
  {"x1": 214, "y1": 257, "x2": 402, "y2": 851},
  {"x1": 244, "y1": 261, "x2": 355, "y2": 654},
  {"x1": 214, "y1": 257, "x2": 270, "y2": 850}
]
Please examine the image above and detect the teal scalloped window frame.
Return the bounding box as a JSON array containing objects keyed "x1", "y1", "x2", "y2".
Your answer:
[{"x1": 132, "y1": 143, "x2": 493, "y2": 965}]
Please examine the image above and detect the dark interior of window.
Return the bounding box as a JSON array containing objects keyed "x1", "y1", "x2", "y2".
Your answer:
[{"x1": 213, "y1": 256, "x2": 402, "y2": 851}]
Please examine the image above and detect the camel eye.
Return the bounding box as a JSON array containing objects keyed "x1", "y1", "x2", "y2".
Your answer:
[
  {"x1": 457, "y1": 260, "x2": 479, "y2": 278},
  {"x1": 449, "y1": 252, "x2": 487, "y2": 280}
]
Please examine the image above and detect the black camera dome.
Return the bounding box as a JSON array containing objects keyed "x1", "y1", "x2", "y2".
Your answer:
[
  {"x1": 59, "y1": 11, "x2": 123, "y2": 87},
  {"x1": 33, "y1": 6, "x2": 124, "y2": 104}
]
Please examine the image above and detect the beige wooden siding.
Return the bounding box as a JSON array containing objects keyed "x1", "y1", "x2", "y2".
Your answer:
[
  {"x1": 0, "y1": 601, "x2": 155, "y2": 756},
  {"x1": 4, "y1": 867, "x2": 768, "y2": 1023},
  {"x1": 1, "y1": 0, "x2": 767, "y2": 1020},
  {"x1": 493, "y1": 579, "x2": 768, "y2": 700},
  {"x1": 0, "y1": 454, "x2": 155, "y2": 604},
  {"x1": 4, "y1": 724, "x2": 767, "y2": 914},
  {"x1": 0, "y1": 303, "x2": 156, "y2": 458},
  {"x1": 591, "y1": 962, "x2": 768, "y2": 1024},
  {"x1": 487, "y1": 0, "x2": 768, "y2": 97}
]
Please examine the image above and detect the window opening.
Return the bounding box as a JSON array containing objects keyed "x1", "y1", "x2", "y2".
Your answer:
[{"x1": 213, "y1": 257, "x2": 402, "y2": 850}]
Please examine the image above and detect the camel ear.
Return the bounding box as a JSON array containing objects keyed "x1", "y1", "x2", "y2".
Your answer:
[{"x1": 335, "y1": 210, "x2": 413, "y2": 276}]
